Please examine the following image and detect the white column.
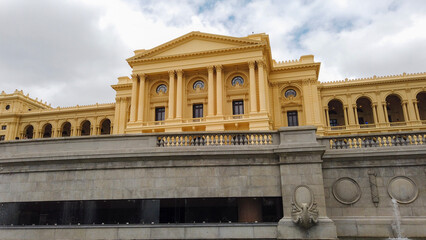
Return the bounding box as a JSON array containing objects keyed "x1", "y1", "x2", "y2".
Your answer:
[
  {"x1": 216, "y1": 65, "x2": 223, "y2": 116},
  {"x1": 129, "y1": 74, "x2": 139, "y2": 122},
  {"x1": 372, "y1": 104, "x2": 378, "y2": 124},
  {"x1": 168, "y1": 70, "x2": 175, "y2": 120},
  {"x1": 248, "y1": 61, "x2": 257, "y2": 113},
  {"x1": 402, "y1": 101, "x2": 409, "y2": 122},
  {"x1": 176, "y1": 69, "x2": 183, "y2": 119},
  {"x1": 413, "y1": 100, "x2": 420, "y2": 121},
  {"x1": 137, "y1": 74, "x2": 145, "y2": 122},
  {"x1": 325, "y1": 108, "x2": 330, "y2": 127},
  {"x1": 207, "y1": 66, "x2": 215, "y2": 117},
  {"x1": 343, "y1": 106, "x2": 349, "y2": 126}
]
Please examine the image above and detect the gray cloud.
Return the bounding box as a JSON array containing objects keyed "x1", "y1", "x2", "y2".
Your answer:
[
  {"x1": 1, "y1": 0, "x2": 425, "y2": 106},
  {"x1": 0, "y1": 0, "x2": 130, "y2": 106}
]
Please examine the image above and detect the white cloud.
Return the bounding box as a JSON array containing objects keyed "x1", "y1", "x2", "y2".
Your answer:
[{"x1": 0, "y1": 0, "x2": 425, "y2": 106}]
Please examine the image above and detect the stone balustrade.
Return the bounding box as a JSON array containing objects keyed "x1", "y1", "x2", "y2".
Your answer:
[
  {"x1": 320, "y1": 131, "x2": 426, "y2": 149},
  {"x1": 157, "y1": 131, "x2": 274, "y2": 147}
]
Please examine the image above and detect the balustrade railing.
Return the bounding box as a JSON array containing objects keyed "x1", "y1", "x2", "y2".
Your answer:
[
  {"x1": 359, "y1": 124, "x2": 376, "y2": 128},
  {"x1": 325, "y1": 131, "x2": 426, "y2": 149},
  {"x1": 389, "y1": 121, "x2": 406, "y2": 127},
  {"x1": 142, "y1": 121, "x2": 165, "y2": 126},
  {"x1": 329, "y1": 126, "x2": 346, "y2": 131},
  {"x1": 157, "y1": 132, "x2": 274, "y2": 147}
]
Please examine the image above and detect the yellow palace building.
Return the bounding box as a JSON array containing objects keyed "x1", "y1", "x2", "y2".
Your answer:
[{"x1": 1, "y1": 31, "x2": 426, "y2": 141}]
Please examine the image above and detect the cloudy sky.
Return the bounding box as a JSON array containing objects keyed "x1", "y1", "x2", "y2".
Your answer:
[{"x1": 1, "y1": 0, "x2": 425, "y2": 107}]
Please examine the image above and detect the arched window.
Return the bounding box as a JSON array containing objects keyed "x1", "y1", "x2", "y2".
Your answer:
[
  {"x1": 328, "y1": 99, "x2": 345, "y2": 127},
  {"x1": 231, "y1": 76, "x2": 244, "y2": 86},
  {"x1": 416, "y1": 92, "x2": 426, "y2": 121},
  {"x1": 356, "y1": 97, "x2": 374, "y2": 125},
  {"x1": 100, "y1": 119, "x2": 111, "y2": 135},
  {"x1": 193, "y1": 80, "x2": 205, "y2": 90},
  {"x1": 61, "y1": 122, "x2": 71, "y2": 137},
  {"x1": 156, "y1": 84, "x2": 167, "y2": 94},
  {"x1": 386, "y1": 95, "x2": 404, "y2": 123},
  {"x1": 81, "y1": 120, "x2": 91, "y2": 136},
  {"x1": 42, "y1": 124, "x2": 52, "y2": 138},
  {"x1": 284, "y1": 89, "x2": 297, "y2": 98},
  {"x1": 24, "y1": 125, "x2": 34, "y2": 139}
]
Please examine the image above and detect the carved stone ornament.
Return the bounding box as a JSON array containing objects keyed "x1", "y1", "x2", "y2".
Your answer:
[
  {"x1": 291, "y1": 185, "x2": 319, "y2": 229},
  {"x1": 332, "y1": 177, "x2": 361, "y2": 205},
  {"x1": 387, "y1": 176, "x2": 418, "y2": 204},
  {"x1": 368, "y1": 170, "x2": 380, "y2": 207}
]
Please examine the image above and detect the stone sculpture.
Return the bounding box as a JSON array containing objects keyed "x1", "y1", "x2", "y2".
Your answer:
[
  {"x1": 291, "y1": 185, "x2": 319, "y2": 229},
  {"x1": 291, "y1": 201, "x2": 319, "y2": 229}
]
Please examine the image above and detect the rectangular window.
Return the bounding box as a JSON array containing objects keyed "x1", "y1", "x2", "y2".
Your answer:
[
  {"x1": 193, "y1": 104, "x2": 203, "y2": 119},
  {"x1": 330, "y1": 119, "x2": 338, "y2": 126},
  {"x1": 287, "y1": 111, "x2": 299, "y2": 126},
  {"x1": 0, "y1": 135, "x2": 5, "y2": 141},
  {"x1": 0, "y1": 197, "x2": 282, "y2": 225},
  {"x1": 233, "y1": 100, "x2": 244, "y2": 115},
  {"x1": 1, "y1": 125, "x2": 6, "y2": 130},
  {"x1": 155, "y1": 107, "x2": 165, "y2": 121}
]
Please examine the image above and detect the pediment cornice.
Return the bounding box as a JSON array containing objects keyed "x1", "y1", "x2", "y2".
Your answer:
[
  {"x1": 128, "y1": 44, "x2": 266, "y2": 66},
  {"x1": 128, "y1": 31, "x2": 262, "y2": 61}
]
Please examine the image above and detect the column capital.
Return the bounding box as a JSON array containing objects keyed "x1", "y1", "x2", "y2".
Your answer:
[
  {"x1": 256, "y1": 60, "x2": 265, "y2": 67},
  {"x1": 176, "y1": 69, "x2": 183, "y2": 76},
  {"x1": 248, "y1": 61, "x2": 255, "y2": 68},
  {"x1": 131, "y1": 74, "x2": 139, "y2": 80},
  {"x1": 138, "y1": 73, "x2": 146, "y2": 79},
  {"x1": 215, "y1": 65, "x2": 223, "y2": 71},
  {"x1": 168, "y1": 70, "x2": 175, "y2": 77},
  {"x1": 207, "y1": 66, "x2": 214, "y2": 73}
]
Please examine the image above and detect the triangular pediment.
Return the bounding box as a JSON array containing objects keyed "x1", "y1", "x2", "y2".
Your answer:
[{"x1": 127, "y1": 32, "x2": 264, "y2": 63}]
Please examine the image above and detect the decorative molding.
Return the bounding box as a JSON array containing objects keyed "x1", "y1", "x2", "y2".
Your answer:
[
  {"x1": 291, "y1": 185, "x2": 319, "y2": 230},
  {"x1": 332, "y1": 177, "x2": 361, "y2": 205},
  {"x1": 387, "y1": 176, "x2": 418, "y2": 204},
  {"x1": 128, "y1": 31, "x2": 263, "y2": 61},
  {"x1": 248, "y1": 61, "x2": 255, "y2": 68},
  {"x1": 128, "y1": 44, "x2": 266, "y2": 65},
  {"x1": 368, "y1": 170, "x2": 380, "y2": 207},
  {"x1": 320, "y1": 72, "x2": 426, "y2": 89}
]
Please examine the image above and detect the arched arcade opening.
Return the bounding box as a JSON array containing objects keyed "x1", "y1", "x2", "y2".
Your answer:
[
  {"x1": 42, "y1": 124, "x2": 52, "y2": 138},
  {"x1": 81, "y1": 120, "x2": 91, "y2": 136}
]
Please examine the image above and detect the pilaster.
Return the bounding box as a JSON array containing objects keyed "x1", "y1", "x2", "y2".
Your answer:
[
  {"x1": 257, "y1": 60, "x2": 267, "y2": 113},
  {"x1": 113, "y1": 97, "x2": 120, "y2": 134},
  {"x1": 276, "y1": 126, "x2": 337, "y2": 239},
  {"x1": 168, "y1": 70, "x2": 175, "y2": 120},
  {"x1": 215, "y1": 65, "x2": 223, "y2": 117},
  {"x1": 248, "y1": 61, "x2": 257, "y2": 114},
  {"x1": 129, "y1": 74, "x2": 139, "y2": 122},
  {"x1": 176, "y1": 69, "x2": 183, "y2": 120},
  {"x1": 137, "y1": 74, "x2": 146, "y2": 122},
  {"x1": 207, "y1": 66, "x2": 215, "y2": 117}
]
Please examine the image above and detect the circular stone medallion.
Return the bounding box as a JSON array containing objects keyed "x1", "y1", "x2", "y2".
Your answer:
[
  {"x1": 294, "y1": 185, "x2": 313, "y2": 208},
  {"x1": 332, "y1": 177, "x2": 361, "y2": 205},
  {"x1": 387, "y1": 176, "x2": 418, "y2": 204}
]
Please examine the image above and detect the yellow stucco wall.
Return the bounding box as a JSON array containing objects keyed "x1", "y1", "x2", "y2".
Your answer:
[{"x1": 1, "y1": 32, "x2": 425, "y2": 141}]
